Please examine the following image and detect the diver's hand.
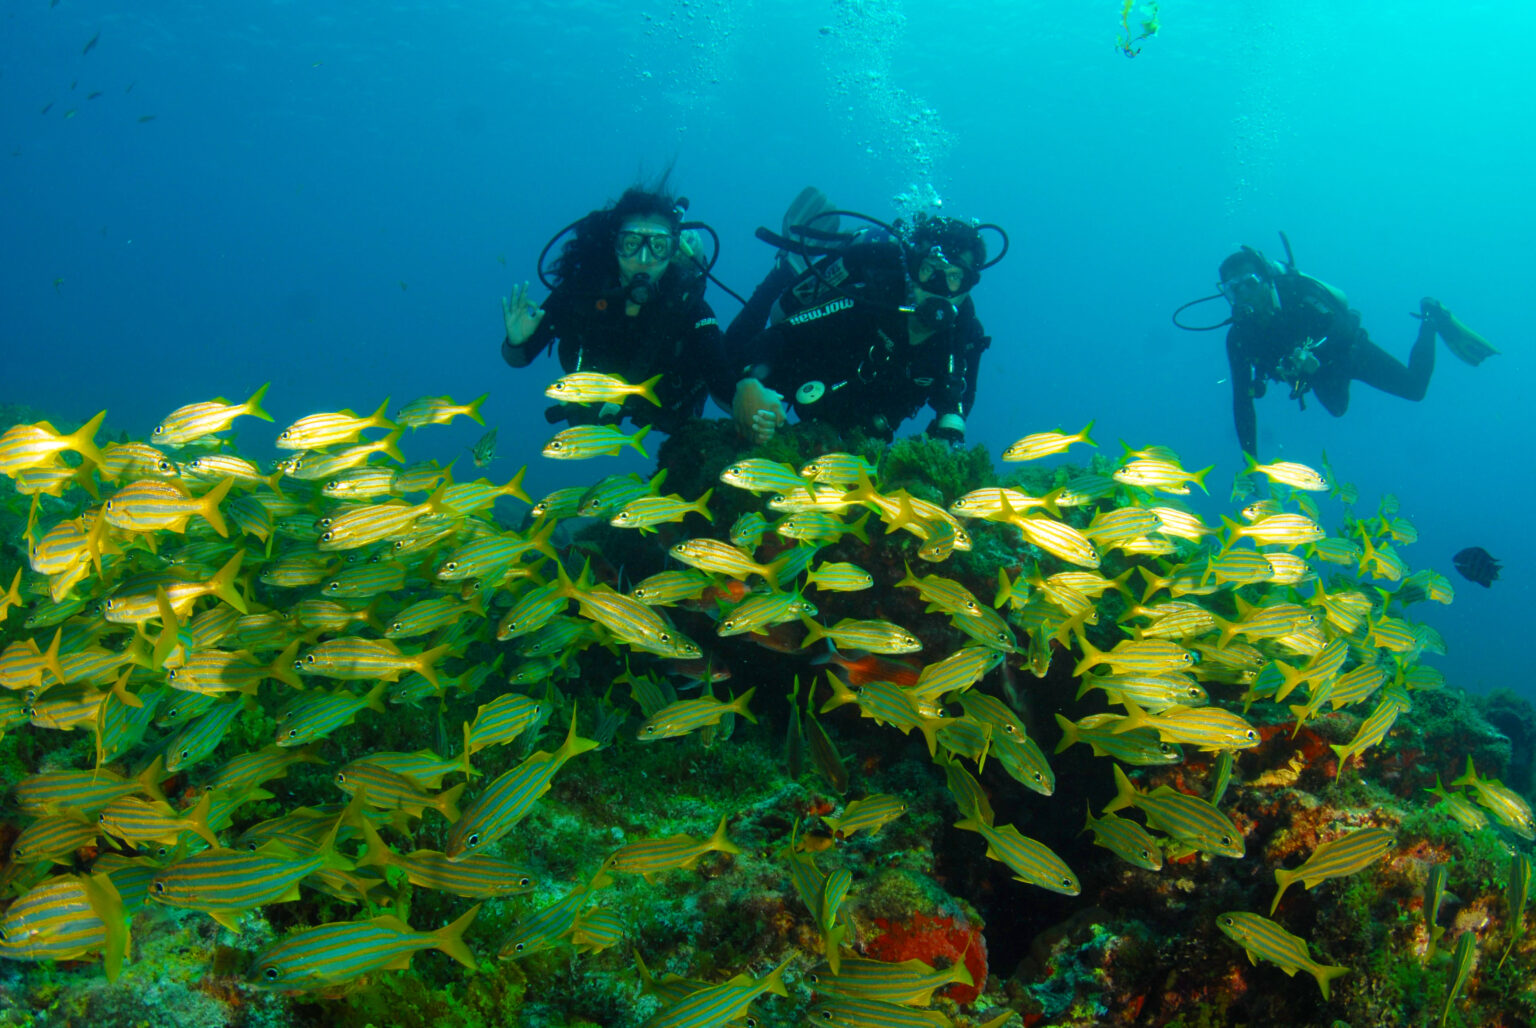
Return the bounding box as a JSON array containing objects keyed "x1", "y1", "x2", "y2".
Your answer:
[
  {"x1": 502, "y1": 282, "x2": 546, "y2": 346},
  {"x1": 1418, "y1": 297, "x2": 1447, "y2": 329},
  {"x1": 733, "y1": 378, "x2": 787, "y2": 446}
]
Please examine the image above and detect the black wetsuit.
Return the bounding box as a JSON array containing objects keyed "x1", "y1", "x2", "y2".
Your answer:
[
  {"x1": 502, "y1": 270, "x2": 726, "y2": 434},
  {"x1": 1226, "y1": 273, "x2": 1436, "y2": 456},
  {"x1": 736, "y1": 286, "x2": 989, "y2": 440}
]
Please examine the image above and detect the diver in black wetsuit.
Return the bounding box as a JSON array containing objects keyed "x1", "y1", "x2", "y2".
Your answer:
[
  {"x1": 500, "y1": 184, "x2": 729, "y2": 435},
  {"x1": 726, "y1": 198, "x2": 1003, "y2": 446},
  {"x1": 1180, "y1": 241, "x2": 1495, "y2": 458}
]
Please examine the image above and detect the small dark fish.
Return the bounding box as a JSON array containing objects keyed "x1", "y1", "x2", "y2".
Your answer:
[
  {"x1": 82, "y1": 32, "x2": 100, "y2": 56},
  {"x1": 805, "y1": 702, "x2": 848, "y2": 795},
  {"x1": 87, "y1": 91, "x2": 103, "y2": 100},
  {"x1": 137, "y1": 115, "x2": 156, "y2": 123},
  {"x1": 782, "y1": 676, "x2": 805, "y2": 778},
  {"x1": 125, "y1": 82, "x2": 135, "y2": 93},
  {"x1": 470, "y1": 427, "x2": 498, "y2": 468},
  {"x1": 1453, "y1": 547, "x2": 1501, "y2": 588},
  {"x1": 40, "y1": 102, "x2": 53, "y2": 114}
]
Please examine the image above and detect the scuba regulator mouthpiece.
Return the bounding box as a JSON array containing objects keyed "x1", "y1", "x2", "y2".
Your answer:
[
  {"x1": 904, "y1": 295, "x2": 960, "y2": 332},
  {"x1": 624, "y1": 272, "x2": 655, "y2": 306}
]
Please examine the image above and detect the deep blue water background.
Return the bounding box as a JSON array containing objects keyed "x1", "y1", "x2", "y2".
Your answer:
[{"x1": 3, "y1": 1, "x2": 1530, "y2": 699}]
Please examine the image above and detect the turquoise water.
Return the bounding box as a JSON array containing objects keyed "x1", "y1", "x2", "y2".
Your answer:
[{"x1": 3, "y1": 0, "x2": 1530, "y2": 697}]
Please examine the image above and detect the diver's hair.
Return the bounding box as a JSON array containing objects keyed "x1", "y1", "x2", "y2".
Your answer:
[
  {"x1": 904, "y1": 215, "x2": 987, "y2": 269},
  {"x1": 1219, "y1": 248, "x2": 1269, "y2": 282},
  {"x1": 549, "y1": 177, "x2": 685, "y2": 293}
]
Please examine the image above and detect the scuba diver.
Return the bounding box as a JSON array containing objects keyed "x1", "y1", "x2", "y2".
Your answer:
[
  {"x1": 500, "y1": 182, "x2": 732, "y2": 434},
  {"x1": 726, "y1": 188, "x2": 1007, "y2": 446},
  {"x1": 1173, "y1": 233, "x2": 1497, "y2": 457}
]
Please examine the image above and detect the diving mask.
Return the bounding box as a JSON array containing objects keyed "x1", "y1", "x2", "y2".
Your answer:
[
  {"x1": 615, "y1": 231, "x2": 678, "y2": 261},
  {"x1": 914, "y1": 247, "x2": 978, "y2": 298},
  {"x1": 1218, "y1": 271, "x2": 1264, "y2": 304}
]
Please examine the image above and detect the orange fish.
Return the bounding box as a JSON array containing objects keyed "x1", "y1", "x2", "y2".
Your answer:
[{"x1": 817, "y1": 651, "x2": 922, "y2": 689}]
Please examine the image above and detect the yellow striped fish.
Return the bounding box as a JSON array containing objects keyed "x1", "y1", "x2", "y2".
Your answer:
[
  {"x1": 446, "y1": 708, "x2": 599, "y2": 859},
  {"x1": 275, "y1": 398, "x2": 395, "y2": 451},
  {"x1": 1083, "y1": 803, "x2": 1163, "y2": 870},
  {"x1": 954, "y1": 813, "x2": 1079, "y2": 895},
  {"x1": 806, "y1": 953, "x2": 974, "y2": 1007},
  {"x1": 645, "y1": 958, "x2": 791, "y2": 1028},
  {"x1": 1107, "y1": 764, "x2": 1244, "y2": 858},
  {"x1": 0, "y1": 871, "x2": 129, "y2": 980},
  {"x1": 103, "y1": 477, "x2": 233, "y2": 537},
  {"x1": 822, "y1": 794, "x2": 908, "y2": 840},
  {"x1": 1112, "y1": 699, "x2": 1260, "y2": 753},
  {"x1": 543, "y1": 423, "x2": 651, "y2": 460},
  {"x1": 638, "y1": 688, "x2": 757, "y2": 742},
  {"x1": 151, "y1": 384, "x2": 272, "y2": 447},
  {"x1": 0, "y1": 412, "x2": 108, "y2": 477},
  {"x1": 1001, "y1": 421, "x2": 1095, "y2": 461},
  {"x1": 356, "y1": 819, "x2": 535, "y2": 899},
  {"x1": 1217, "y1": 911, "x2": 1348, "y2": 999},
  {"x1": 546, "y1": 371, "x2": 662, "y2": 406},
  {"x1": 598, "y1": 814, "x2": 740, "y2": 883},
  {"x1": 1270, "y1": 826, "x2": 1394, "y2": 914},
  {"x1": 250, "y1": 905, "x2": 478, "y2": 990}
]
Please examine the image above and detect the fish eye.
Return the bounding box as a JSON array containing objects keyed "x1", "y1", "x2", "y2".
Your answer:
[
  {"x1": 444, "y1": 562, "x2": 458, "y2": 572},
  {"x1": 286, "y1": 729, "x2": 299, "y2": 740},
  {"x1": 304, "y1": 655, "x2": 316, "y2": 664},
  {"x1": 513, "y1": 942, "x2": 525, "y2": 952},
  {"x1": 153, "y1": 425, "x2": 164, "y2": 435},
  {"x1": 517, "y1": 876, "x2": 532, "y2": 887},
  {"x1": 467, "y1": 834, "x2": 480, "y2": 848},
  {"x1": 1245, "y1": 730, "x2": 1257, "y2": 740},
  {"x1": 105, "y1": 500, "x2": 114, "y2": 510},
  {"x1": 335, "y1": 773, "x2": 346, "y2": 784},
  {"x1": 153, "y1": 881, "x2": 165, "y2": 894},
  {"x1": 391, "y1": 622, "x2": 403, "y2": 633},
  {"x1": 179, "y1": 750, "x2": 189, "y2": 760},
  {"x1": 1220, "y1": 835, "x2": 1232, "y2": 845},
  {"x1": 262, "y1": 965, "x2": 280, "y2": 981},
  {"x1": 1061, "y1": 876, "x2": 1073, "y2": 887},
  {"x1": 1221, "y1": 916, "x2": 1234, "y2": 927}
]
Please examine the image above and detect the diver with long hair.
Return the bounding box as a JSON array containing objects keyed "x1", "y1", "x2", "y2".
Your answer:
[
  {"x1": 500, "y1": 180, "x2": 729, "y2": 433},
  {"x1": 1174, "y1": 235, "x2": 1496, "y2": 458}
]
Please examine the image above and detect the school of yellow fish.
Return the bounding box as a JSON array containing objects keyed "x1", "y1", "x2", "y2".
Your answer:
[{"x1": 0, "y1": 377, "x2": 1514, "y2": 1024}]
